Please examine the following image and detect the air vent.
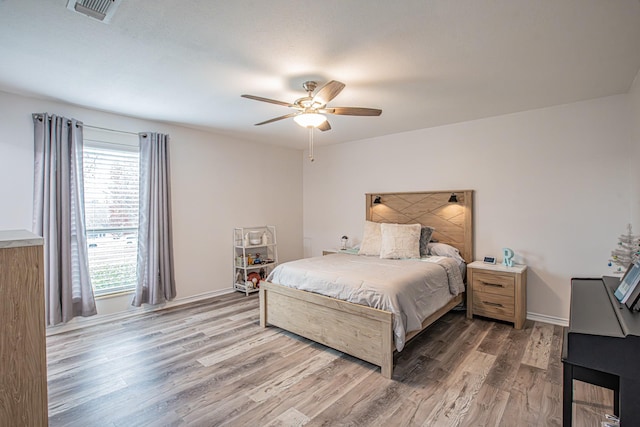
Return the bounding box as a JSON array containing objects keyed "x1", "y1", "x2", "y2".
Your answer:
[{"x1": 66, "y1": 0, "x2": 122, "y2": 23}]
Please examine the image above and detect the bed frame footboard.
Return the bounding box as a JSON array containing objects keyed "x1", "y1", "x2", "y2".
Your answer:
[{"x1": 260, "y1": 281, "x2": 395, "y2": 378}]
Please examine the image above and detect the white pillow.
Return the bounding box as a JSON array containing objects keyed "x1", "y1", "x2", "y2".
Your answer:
[
  {"x1": 428, "y1": 242, "x2": 465, "y2": 263},
  {"x1": 379, "y1": 223, "x2": 421, "y2": 259},
  {"x1": 358, "y1": 221, "x2": 382, "y2": 256}
]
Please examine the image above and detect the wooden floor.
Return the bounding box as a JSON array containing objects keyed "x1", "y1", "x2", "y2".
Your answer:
[{"x1": 46, "y1": 292, "x2": 613, "y2": 426}]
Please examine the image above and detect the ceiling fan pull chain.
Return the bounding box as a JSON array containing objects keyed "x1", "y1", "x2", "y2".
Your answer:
[{"x1": 308, "y1": 127, "x2": 314, "y2": 162}]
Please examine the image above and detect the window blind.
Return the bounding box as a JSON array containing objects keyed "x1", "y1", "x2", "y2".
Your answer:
[{"x1": 83, "y1": 139, "x2": 139, "y2": 296}]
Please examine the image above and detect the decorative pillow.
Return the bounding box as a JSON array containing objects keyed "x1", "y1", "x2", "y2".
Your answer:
[
  {"x1": 428, "y1": 242, "x2": 465, "y2": 263},
  {"x1": 358, "y1": 221, "x2": 382, "y2": 256},
  {"x1": 380, "y1": 223, "x2": 421, "y2": 259},
  {"x1": 419, "y1": 226, "x2": 435, "y2": 257}
]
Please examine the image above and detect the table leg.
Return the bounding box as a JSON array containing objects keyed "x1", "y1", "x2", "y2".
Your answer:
[{"x1": 563, "y1": 362, "x2": 573, "y2": 426}]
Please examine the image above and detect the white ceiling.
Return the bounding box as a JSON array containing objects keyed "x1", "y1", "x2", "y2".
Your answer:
[{"x1": 1, "y1": 0, "x2": 639, "y2": 149}]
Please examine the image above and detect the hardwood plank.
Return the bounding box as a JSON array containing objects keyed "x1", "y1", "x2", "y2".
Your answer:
[
  {"x1": 263, "y1": 408, "x2": 310, "y2": 427},
  {"x1": 196, "y1": 328, "x2": 282, "y2": 367},
  {"x1": 521, "y1": 321, "x2": 554, "y2": 369},
  {"x1": 460, "y1": 384, "x2": 510, "y2": 426},
  {"x1": 224, "y1": 357, "x2": 375, "y2": 426},
  {"x1": 476, "y1": 321, "x2": 512, "y2": 356},
  {"x1": 422, "y1": 351, "x2": 496, "y2": 426},
  {"x1": 247, "y1": 349, "x2": 341, "y2": 403},
  {"x1": 541, "y1": 381, "x2": 562, "y2": 426},
  {"x1": 304, "y1": 368, "x2": 403, "y2": 426},
  {"x1": 499, "y1": 364, "x2": 552, "y2": 426},
  {"x1": 371, "y1": 387, "x2": 443, "y2": 427},
  {"x1": 484, "y1": 320, "x2": 533, "y2": 390}
]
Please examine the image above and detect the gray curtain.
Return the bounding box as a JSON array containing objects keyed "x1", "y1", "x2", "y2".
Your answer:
[
  {"x1": 132, "y1": 132, "x2": 176, "y2": 306},
  {"x1": 32, "y1": 113, "x2": 97, "y2": 326}
]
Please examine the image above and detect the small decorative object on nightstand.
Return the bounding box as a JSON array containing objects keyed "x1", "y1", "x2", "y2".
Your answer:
[
  {"x1": 466, "y1": 260, "x2": 527, "y2": 329},
  {"x1": 502, "y1": 247, "x2": 514, "y2": 267}
]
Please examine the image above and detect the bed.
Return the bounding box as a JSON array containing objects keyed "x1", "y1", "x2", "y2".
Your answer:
[{"x1": 259, "y1": 190, "x2": 474, "y2": 378}]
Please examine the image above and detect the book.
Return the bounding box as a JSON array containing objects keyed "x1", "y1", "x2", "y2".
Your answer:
[{"x1": 614, "y1": 261, "x2": 640, "y2": 303}]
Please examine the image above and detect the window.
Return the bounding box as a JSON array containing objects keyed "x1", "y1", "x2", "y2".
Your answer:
[{"x1": 83, "y1": 130, "x2": 139, "y2": 296}]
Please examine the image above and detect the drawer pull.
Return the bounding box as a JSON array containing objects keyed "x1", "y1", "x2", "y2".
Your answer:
[
  {"x1": 483, "y1": 301, "x2": 503, "y2": 307},
  {"x1": 480, "y1": 281, "x2": 504, "y2": 288}
]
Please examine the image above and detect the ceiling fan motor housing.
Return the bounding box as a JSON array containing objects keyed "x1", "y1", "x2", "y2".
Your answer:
[{"x1": 302, "y1": 81, "x2": 318, "y2": 94}]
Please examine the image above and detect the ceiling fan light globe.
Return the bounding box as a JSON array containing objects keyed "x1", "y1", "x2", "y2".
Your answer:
[{"x1": 294, "y1": 113, "x2": 327, "y2": 128}]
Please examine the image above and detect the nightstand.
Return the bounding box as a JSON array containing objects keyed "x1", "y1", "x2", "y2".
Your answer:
[
  {"x1": 322, "y1": 248, "x2": 358, "y2": 256},
  {"x1": 466, "y1": 261, "x2": 527, "y2": 329}
]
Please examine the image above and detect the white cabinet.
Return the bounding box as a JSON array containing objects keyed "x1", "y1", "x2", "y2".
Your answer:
[{"x1": 233, "y1": 226, "x2": 278, "y2": 295}]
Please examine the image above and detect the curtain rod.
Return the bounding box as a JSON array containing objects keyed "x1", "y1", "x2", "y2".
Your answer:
[
  {"x1": 84, "y1": 124, "x2": 142, "y2": 137},
  {"x1": 33, "y1": 114, "x2": 147, "y2": 137}
]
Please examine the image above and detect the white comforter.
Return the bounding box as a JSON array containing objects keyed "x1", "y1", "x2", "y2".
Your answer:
[{"x1": 266, "y1": 254, "x2": 465, "y2": 351}]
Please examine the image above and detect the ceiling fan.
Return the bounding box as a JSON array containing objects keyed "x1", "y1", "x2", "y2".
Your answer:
[{"x1": 241, "y1": 80, "x2": 382, "y2": 131}]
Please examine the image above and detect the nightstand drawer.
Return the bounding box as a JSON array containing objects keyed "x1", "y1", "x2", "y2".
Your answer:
[
  {"x1": 473, "y1": 291, "x2": 515, "y2": 317},
  {"x1": 472, "y1": 271, "x2": 515, "y2": 297}
]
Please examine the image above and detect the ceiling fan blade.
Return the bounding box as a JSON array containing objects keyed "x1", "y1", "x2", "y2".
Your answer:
[
  {"x1": 324, "y1": 107, "x2": 382, "y2": 116},
  {"x1": 312, "y1": 80, "x2": 345, "y2": 105},
  {"x1": 241, "y1": 94, "x2": 295, "y2": 108},
  {"x1": 318, "y1": 120, "x2": 331, "y2": 132},
  {"x1": 254, "y1": 112, "x2": 299, "y2": 126}
]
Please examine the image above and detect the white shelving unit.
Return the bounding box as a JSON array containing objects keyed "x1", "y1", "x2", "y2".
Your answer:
[{"x1": 233, "y1": 226, "x2": 278, "y2": 295}]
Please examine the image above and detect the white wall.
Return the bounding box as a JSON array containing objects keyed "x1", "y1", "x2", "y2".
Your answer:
[
  {"x1": 630, "y1": 70, "x2": 640, "y2": 227},
  {"x1": 2, "y1": 86, "x2": 636, "y2": 324},
  {"x1": 303, "y1": 94, "x2": 634, "y2": 322},
  {"x1": 0, "y1": 90, "x2": 303, "y2": 318}
]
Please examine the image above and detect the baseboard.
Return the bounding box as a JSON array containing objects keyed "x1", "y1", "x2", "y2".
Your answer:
[
  {"x1": 47, "y1": 292, "x2": 569, "y2": 334},
  {"x1": 46, "y1": 288, "x2": 235, "y2": 336},
  {"x1": 527, "y1": 311, "x2": 568, "y2": 327}
]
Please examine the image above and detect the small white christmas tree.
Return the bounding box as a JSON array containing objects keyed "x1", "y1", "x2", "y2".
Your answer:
[{"x1": 608, "y1": 224, "x2": 640, "y2": 273}]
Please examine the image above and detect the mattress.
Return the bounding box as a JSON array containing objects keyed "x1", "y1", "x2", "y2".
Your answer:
[{"x1": 266, "y1": 253, "x2": 465, "y2": 351}]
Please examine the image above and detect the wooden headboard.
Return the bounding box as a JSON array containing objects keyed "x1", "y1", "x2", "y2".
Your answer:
[{"x1": 365, "y1": 190, "x2": 474, "y2": 263}]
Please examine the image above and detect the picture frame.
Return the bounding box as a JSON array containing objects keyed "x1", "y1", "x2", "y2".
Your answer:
[{"x1": 614, "y1": 261, "x2": 640, "y2": 304}]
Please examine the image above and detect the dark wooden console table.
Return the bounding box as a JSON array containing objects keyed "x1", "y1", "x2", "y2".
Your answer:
[{"x1": 563, "y1": 277, "x2": 640, "y2": 426}]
